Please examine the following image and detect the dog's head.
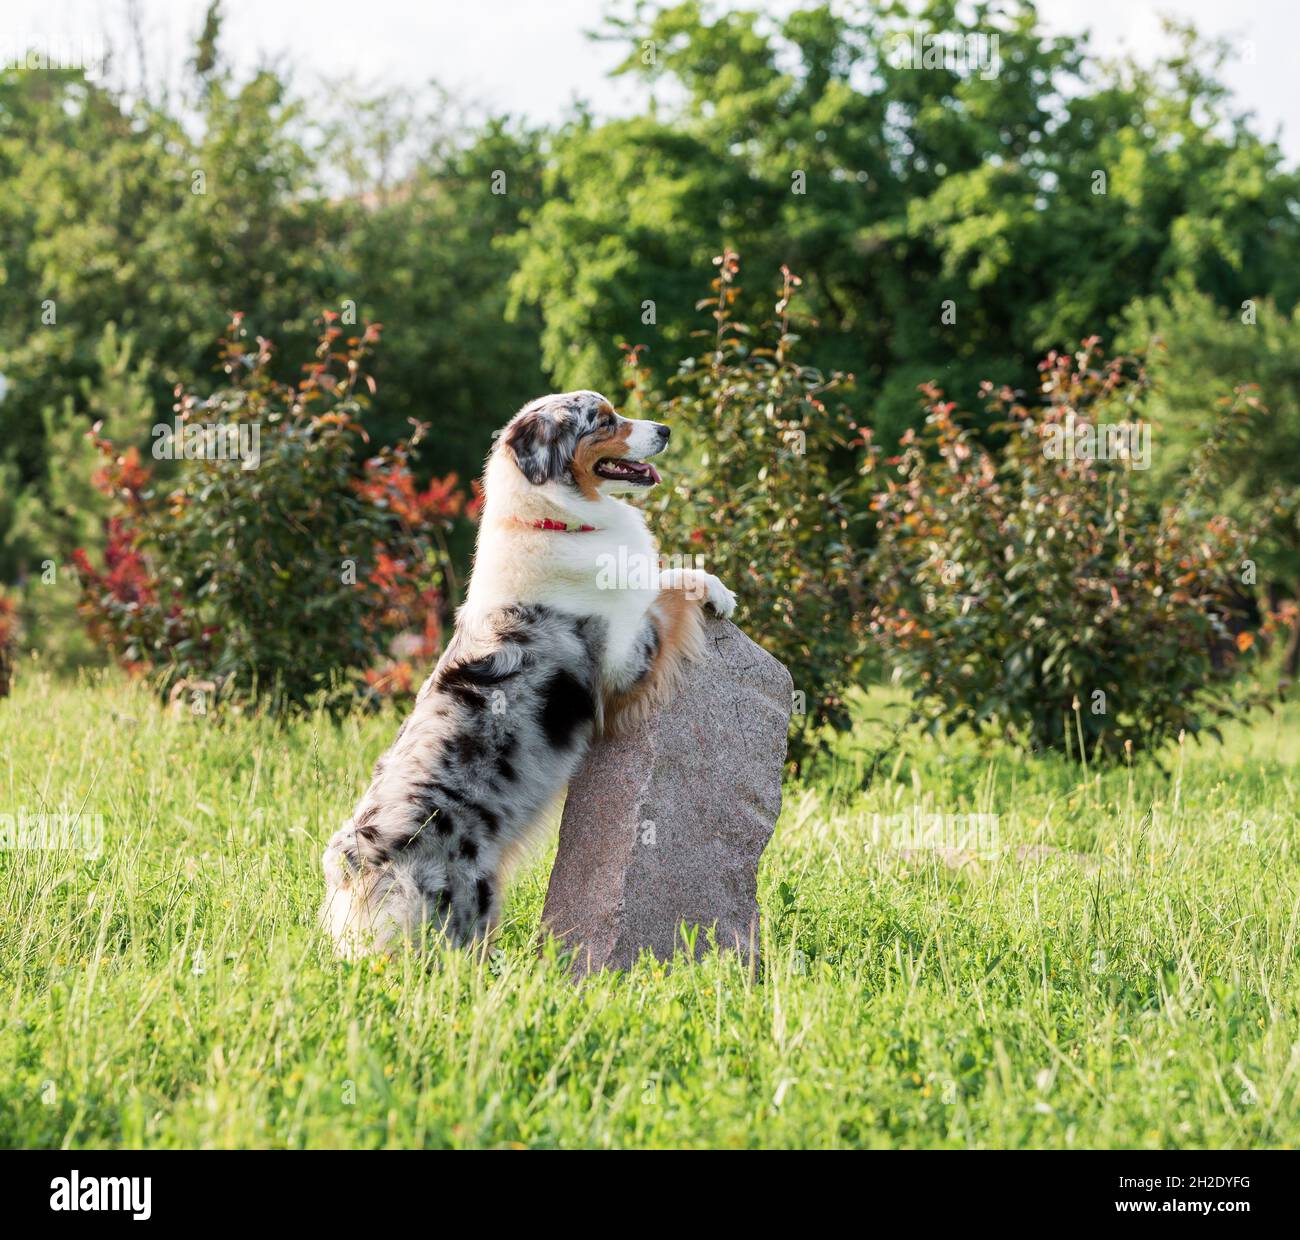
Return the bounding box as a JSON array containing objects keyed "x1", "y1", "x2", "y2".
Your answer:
[{"x1": 501, "y1": 390, "x2": 670, "y2": 498}]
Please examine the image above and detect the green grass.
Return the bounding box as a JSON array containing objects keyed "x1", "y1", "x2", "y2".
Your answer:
[{"x1": 2, "y1": 670, "x2": 1298, "y2": 1149}]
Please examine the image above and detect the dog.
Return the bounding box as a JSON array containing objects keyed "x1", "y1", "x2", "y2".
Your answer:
[{"x1": 322, "y1": 391, "x2": 736, "y2": 957}]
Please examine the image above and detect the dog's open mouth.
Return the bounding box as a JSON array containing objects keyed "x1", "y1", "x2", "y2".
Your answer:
[{"x1": 593, "y1": 457, "x2": 660, "y2": 486}]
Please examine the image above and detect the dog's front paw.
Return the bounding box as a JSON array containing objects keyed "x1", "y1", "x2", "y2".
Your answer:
[{"x1": 704, "y1": 575, "x2": 737, "y2": 618}]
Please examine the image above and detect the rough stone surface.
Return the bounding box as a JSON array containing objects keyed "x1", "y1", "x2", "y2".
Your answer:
[{"x1": 542, "y1": 614, "x2": 792, "y2": 974}]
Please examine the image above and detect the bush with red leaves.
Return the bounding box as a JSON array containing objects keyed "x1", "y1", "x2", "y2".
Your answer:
[
  {"x1": 866, "y1": 340, "x2": 1267, "y2": 761},
  {"x1": 74, "y1": 314, "x2": 472, "y2": 711},
  {"x1": 0, "y1": 590, "x2": 18, "y2": 696}
]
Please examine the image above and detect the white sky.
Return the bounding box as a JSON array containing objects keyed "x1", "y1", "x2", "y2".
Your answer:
[{"x1": 2, "y1": 0, "x2": 1296, "y2": 159}]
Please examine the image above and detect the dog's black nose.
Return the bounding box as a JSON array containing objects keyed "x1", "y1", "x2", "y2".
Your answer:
[{"x1": 657, "y1": 424, "x2": 671, "y2": 443}]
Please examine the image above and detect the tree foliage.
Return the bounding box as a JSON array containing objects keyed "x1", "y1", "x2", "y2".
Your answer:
[
  {"x1": 1121, "y1": 284, "x2": 1300, "y2": 598},
  {"x1": 0, "y1": 52, "x2": 546, "y2": 588},
  {"x1": 511, "y1": 1, "x2": 1300, "y2": 449}
]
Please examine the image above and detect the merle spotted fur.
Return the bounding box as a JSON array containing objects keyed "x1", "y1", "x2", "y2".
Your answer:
[
  {"x1": 504, "y1": 394, "x2": 599, "y2": 486},
  {"x1": 323, "y1": 603, "x2": 624, "y2": 951}
]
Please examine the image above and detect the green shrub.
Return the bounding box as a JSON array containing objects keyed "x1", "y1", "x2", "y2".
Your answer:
[
  {"x1": 74, "y1": 314, "x2": 468, "y2": 710},
  {"x1": 634, "y1": 252, "x2": 870, "y2": 761},
  {"x1": 866, "y1": 340, "x2": 1265, "y2": 761}
]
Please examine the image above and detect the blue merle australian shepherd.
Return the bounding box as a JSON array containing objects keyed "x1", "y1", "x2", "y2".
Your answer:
[{"x1": 322, "y1": 391, "x2": 736, "y2": 956}]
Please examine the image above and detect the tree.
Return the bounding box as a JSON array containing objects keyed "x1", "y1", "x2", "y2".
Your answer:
[
  {"x1": 337, "y1": 115, "x2": 552, "y2": 484},
  {"x1": 0, "y1": 53, "x2": 550, "y2": 584},
  {"x1": 0, "y1": 60, "x2": 337, "y2": 580},
  {"x1": 510, "y1": 1, "x2": 1300, "y2": 453},
  {"x1": 1121, "y1": 282, "x2": 1300, "y2": 678}
]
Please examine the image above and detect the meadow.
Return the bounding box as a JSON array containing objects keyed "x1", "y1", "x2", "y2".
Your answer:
[{"x1": 1, "y1": 670, "x2": 1297, "y2": 1150}]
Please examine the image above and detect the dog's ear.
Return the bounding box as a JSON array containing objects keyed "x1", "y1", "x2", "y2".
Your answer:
[{"x1": 504, "y1": 408, "x2": 565, "y2": 485}]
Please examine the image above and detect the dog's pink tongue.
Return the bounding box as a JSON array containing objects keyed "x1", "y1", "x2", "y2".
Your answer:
[{"x1": 647, "y1": 463, "x2": 661, "y2": 484}]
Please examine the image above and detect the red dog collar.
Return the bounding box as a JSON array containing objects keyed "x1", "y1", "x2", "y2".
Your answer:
[{"x1": 532, "y1": 518, "x2": 596, "y2": 532}]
